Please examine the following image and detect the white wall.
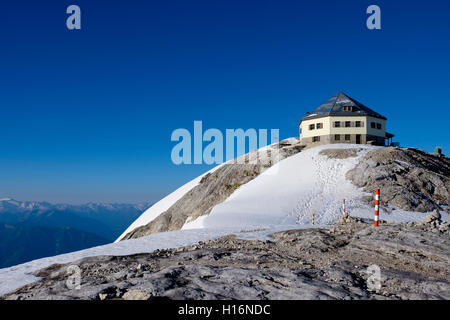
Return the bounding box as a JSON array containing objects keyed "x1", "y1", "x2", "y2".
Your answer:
[{"x1": 300, "y1": 116, "x2": 386, "y2": 139}]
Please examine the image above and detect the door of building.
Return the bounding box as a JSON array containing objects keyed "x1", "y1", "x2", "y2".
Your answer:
[{"x1": 356, "y1": 134, "x2": 361, "y2": 144}]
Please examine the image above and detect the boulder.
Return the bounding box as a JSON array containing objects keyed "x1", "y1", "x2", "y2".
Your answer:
[
  {"x1": 122, "y1": 290, "x2": 151, "y2": 300},
  {"x1": 423, "y1": 210, "x2": 441, "y2": 224}
]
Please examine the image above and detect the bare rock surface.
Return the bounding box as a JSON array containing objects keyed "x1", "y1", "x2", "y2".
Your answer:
[
  {"x1": 3, "y1": 215, "x2": 449, "y2": 300},
  {"x1": 346, "y1": 147, "x2": 450, "y2": 213},
  {"x1": 319, "y1": 148, "x2": 362, "y2": 159}
]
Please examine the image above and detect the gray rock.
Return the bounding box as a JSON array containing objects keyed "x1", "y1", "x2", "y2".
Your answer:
[
  {"x1": 4, "y1": 218, "x2": 449, "y2": 300},
  {"x1": 319, "y1": 148, "x2": 362, "y2": 159},
  {"x1": 423, "y1": 210, "x2": 441, "y2": 223},
  {"x1": 122, "y1": 290, "x2": 151, "y2": 300},
  {"x1": 346, "y1": 147, "x2": 450, "y2": 213},
  {"x1": 98, "y1": 293, "x2": 108, "y2": 300}
]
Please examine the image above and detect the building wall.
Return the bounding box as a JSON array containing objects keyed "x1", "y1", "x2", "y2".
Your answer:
[
  {"x1": 299, "y1": 116, "x2": 386, "y2": 146},
  {"x1": 365, "y1": 117, "x2": 386, "y2": 137},
  {"x1": 300, "y1": 117, "x2": 333, "y2": 139},
  {"x1": 301, "y1": 134, "x2": 385, "y2": 146}
]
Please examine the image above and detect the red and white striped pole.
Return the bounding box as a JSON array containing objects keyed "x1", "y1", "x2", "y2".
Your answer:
[
  {"x1": 342, "y1": 199, "x2": 346, "y2": 214},
  {"x1": 374, "y1": 188, "x2": 380, "y2": 226},
  {"x1": 312, "y1": 213, "x2": 315, "y2": 225}
]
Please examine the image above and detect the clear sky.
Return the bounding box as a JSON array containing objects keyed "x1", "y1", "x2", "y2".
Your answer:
[{"x1": 1, "y1": 0, "x2": 449, "y2": 204}]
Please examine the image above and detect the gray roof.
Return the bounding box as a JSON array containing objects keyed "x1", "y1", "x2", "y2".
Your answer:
[{"x1": 300, "y1": 92, "x2": 387, "y2": 123}]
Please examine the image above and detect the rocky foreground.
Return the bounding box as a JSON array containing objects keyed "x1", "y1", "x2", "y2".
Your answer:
[{"x1": 3, "y1": 212, "x2": 449, "y2": 300}]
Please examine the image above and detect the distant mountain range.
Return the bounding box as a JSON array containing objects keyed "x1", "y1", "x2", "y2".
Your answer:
[
  {"x1": 0, "y1": 222, "x2": 109, "y2": 268},
  {"x1": 0, "y1": 198, "x2": 152, "y2": 268}
]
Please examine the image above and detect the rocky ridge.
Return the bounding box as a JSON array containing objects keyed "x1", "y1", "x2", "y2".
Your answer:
[{"x1": 121, "y1": 139, "x2": 304, "y2": 240}]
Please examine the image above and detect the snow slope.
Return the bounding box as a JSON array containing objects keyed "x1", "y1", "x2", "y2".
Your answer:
[
  {"x1": 183, "y1": 144, "x2": 373, "y2": 229},
  {"x1": 2, "y1": 143, "x2": 447, "y2": 296}
]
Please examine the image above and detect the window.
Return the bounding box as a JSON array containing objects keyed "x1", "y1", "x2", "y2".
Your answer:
[
  {"x1": 334, "y1": 121, "x2": 341, "y2": 128},
  {"x1": 309, "y1": 124, "x2": 315, "y2": 130},
  {"x1": 312, "y1": 136, "x2": 320, "y2": 142},
  {"x1": 335, "y1": 134, "x2": 340, "y2": 141},
  {"x1": 343, "y1": 106, "x2": 353, "y2": 112},
  {"x1": 345, "y1": 134, "x2": 351, "y2": 141},
  {"x1": 316, "y1": 123, "x2": 323, "y2": 129},
  {"x1": 355, "y1": 121, "x2": 361, "y2": 127},
  {"x1": 371, "y1": 122, "x2": 381, "y2": 129},
  {"x1": 345, "y1": 121, "x2": 351, "y2": 127}
]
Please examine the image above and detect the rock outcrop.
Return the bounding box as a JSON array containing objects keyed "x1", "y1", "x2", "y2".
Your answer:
[
  {"x1": 414, "y1": 210, "x2": 450, "y2": 234},
  {"x1": 319, "y1": 148, "x2": 362, "y2": 159},
  {"x1": 346, "y1": 147, "x2": 450, "y2": 213},
  {"x1": 121, "y1": 139, "x2": 304, "y2": 240}
]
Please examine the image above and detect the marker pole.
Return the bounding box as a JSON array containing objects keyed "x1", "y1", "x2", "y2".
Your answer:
[{"x1": 374, "y1": 189, "x2": 380, "y2": 227}]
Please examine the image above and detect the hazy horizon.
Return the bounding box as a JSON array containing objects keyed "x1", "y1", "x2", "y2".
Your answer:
[{"x1": 0, "y1": 194, "x2": 159, "y2": 206}]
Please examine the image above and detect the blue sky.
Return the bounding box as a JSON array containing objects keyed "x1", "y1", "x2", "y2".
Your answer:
[{"x1": 0, "y1": 0, "x2": 449, "y2": 204}]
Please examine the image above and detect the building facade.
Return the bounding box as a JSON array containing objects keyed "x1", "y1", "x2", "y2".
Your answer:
[{"x1": 299, "y1": 92, "x2": 394, "y2": 147}]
